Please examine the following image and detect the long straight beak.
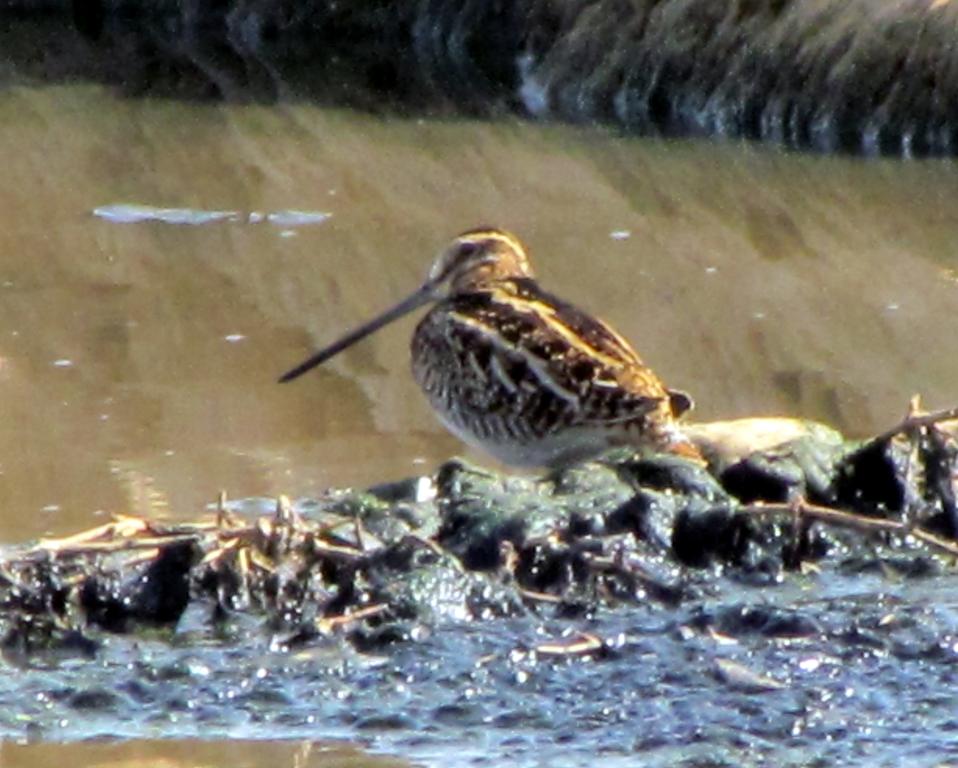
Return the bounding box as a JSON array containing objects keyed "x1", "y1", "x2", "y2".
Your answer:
[{"x1": 278, "y1": 284, "x2": 436, "y2": 383}]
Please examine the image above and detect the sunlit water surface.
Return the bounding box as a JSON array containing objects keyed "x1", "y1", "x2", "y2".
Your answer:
[
  {"x1": 1, "y1": 573, "x2": 957, "y2": 767},
  {"x1": 2, "y1": 86, "x2": 957, "y2": 542}
]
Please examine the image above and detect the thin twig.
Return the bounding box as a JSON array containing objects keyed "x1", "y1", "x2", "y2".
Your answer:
[
  {"x1": 353, "y1": 512, "x2": 368, "y2": 553},
  {"x1": 518, "y1": 587, "x2": 563, "y2": 604},
  {"x1": 27, "y1": 533, "x2": 201, "y2": 557},
  {"x1": 535, "y1": 632, "x2": 604, "y2": 656},
  {"x1": 317, "y1": 603, "x2": 388, "y2": 632},
  {"x1": 30, "y1": 516, "x2": 148, "y2": 553},
  {"x1": 911, "y1": 527, "x2": 958, "y2": 556},
  {"x1": 871, "y1": 404, "x2": 958, "y2": 445},
  {"x1": 738, "y1": 500, "x2": 958, "y2": 557},
  {"x1": 310, "y1": 539, "x2": 366, "y2": 561}
]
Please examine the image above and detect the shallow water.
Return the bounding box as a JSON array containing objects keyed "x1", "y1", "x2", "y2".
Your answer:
[
  {"x1": 1, "y1": 86, "x2": 957, "y2": 544},
  {"x1": 2, "y1": 566, "x2": 957, "y2": 767}
]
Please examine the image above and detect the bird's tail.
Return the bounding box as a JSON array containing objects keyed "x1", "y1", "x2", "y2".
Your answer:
[{"x1": 658, "y1": 421, "x2": 708, "y2": 465}]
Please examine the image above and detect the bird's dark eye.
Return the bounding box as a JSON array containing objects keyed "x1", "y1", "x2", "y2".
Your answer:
[{"x1": 458, "y1": 242, "x2": 479, "y2": 258}]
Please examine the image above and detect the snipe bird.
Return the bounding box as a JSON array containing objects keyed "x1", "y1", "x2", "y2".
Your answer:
[{"x1": 279, "y1": 228, "x2": 700, "y2": 467}]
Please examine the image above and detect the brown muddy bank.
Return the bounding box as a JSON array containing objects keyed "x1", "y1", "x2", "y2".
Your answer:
[
  {"x1": 4, "y1": 0, "x2": 958, "y2": 155},
  {"x1": 1, "y1": 740, "x2": 412, "y2": 768}
]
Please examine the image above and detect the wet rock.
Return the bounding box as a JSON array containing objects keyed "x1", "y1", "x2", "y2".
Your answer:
[
  {"x1": 363, "y1": 536, "x2": 522, "y2": 623},
  {"x1": 838, "y1": 554, "x2": 943, "y2": 580},
  {"x1": 924, "y1": 427, "x2": 958, "y2": 538},
  {"x1": 690, "y1": 605, "x2": 821, "y2": 641},
  {"x1": 688, "y1": 419, "x2": 848, "y2": 504},
  {"x1": 435, "y1": 460, "x2": 550, "y2": 570},
  {"x1": 1, "y1": 617, "x2": 99, "y2": 665},
  {"x1": 67, "y1": 687, "x2": 122, "y2": 711},
  {"x1": 604, "y1": 490, "x2": 677, "y2": 551},
  {"x1": 1, "y1": 406, "x2": 957, "y2": 659},
  {"x1": 349, "y1": 621, "x2": 417, "y2": 651},
  {"x1": 80, "y1": 540, "x2": 198, "y2": 632},
  {"x1": 609, "y1": 454, "x2": 732, "y2": 553},
  {"x1": 614, "y1": 454, "x2": 729, "y2": 502},
  {"x1": 671, "y1": 502, "x2": 750, "y2": 569},
  {"x1": 317, "y1": 489, "x2": 415, "y2": 545},
  {"x1": 833, "y1": 437, "x2": 910, "y2": 516},
  {"x1": 834, "y1": 419, "x2": 958, "y2": 540},
  {"x1": 720, "y1": 433, "x2": 846, "y2": 505}
]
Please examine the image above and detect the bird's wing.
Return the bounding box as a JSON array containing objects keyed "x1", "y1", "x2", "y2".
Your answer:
[{"x1": 446, "y1": 282, "x2": 668, "y2": 424}]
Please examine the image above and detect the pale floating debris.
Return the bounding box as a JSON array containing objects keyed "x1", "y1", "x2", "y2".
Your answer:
[
  {"x1": 714, "y1": 658, "x2": 786, "y2": 692},
  {"x1": 52, "y1": 359, "x2": 73, "y2": 368},
  {"x1": 516, "y1": 52, "x2": 548, "y2": 116},
  {"x1": 93, "y1": 204, "x2": 238, "y2": 225},
  {"x1": 609, "y1": 230, "x2": 631, "y2": 240},
  {"x1": 705, "y1": 266, "x2": 718, "y2": 274},
  {"x1": 94, "y1": 204, "x2": 332, "y2": 228},
  {"x1": 41, "y1": 504, "x2": 61, "y2": 513},
  {"x1": 279, "y1": 230, "x2": 298, "y2": 239},
  {"x1": 266, "y1": 210, "x2": 332, "y2": 227},
  {"x1": 224, "y1": 334, "x2": 246, "y2": 343},
  {"x1": 205, "y1": 496, "x2": 276, "y2": 517},
  {"x1": 415, "y1": 476, "x2": 437, "y2": 503},
  {"x1": 886, "y1": 302, "x2": 900, "y2": 311},
  {"x1": 186, "y1": 661, "x2": 211, "y2": 677}
]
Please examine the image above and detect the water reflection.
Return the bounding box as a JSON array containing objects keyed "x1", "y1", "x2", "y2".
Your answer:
[{"x1": 1, "y1": 86, "x2": 957, "y2": 541}]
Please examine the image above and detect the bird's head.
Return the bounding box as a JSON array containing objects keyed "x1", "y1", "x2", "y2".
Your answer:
[
  {"x1": 426, "y1": 228, "x2": 534, "y2": 294},
  {"x1": 277, "y1": 227, "x2": 534, "y2": 383}
]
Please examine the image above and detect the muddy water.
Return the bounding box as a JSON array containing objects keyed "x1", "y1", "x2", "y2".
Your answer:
[
  {"x1": 1, "y1": 86, "x2": 957, "y2": 542},
  {"x1": 0, "y1": 739, "x2": 412, "y2": 768}
]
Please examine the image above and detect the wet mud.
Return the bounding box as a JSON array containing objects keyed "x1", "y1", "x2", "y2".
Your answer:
[{"x1": 2, "y1": 409, "x2": 958, "y2": 763}]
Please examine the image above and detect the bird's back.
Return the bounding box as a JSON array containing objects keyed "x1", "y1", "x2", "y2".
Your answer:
[{"x1": 411, "y1": 278, "x2": 680, "y2": 466}]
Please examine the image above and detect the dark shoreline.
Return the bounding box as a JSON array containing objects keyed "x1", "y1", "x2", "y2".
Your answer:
[{"x1": 3, "y1": 0, "x2": 958, "y2": 155}]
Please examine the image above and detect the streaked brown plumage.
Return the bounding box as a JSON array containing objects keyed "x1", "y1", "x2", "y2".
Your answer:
[{"x1": 279, "y1": 228, "x2": 699, "y2": 467}]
